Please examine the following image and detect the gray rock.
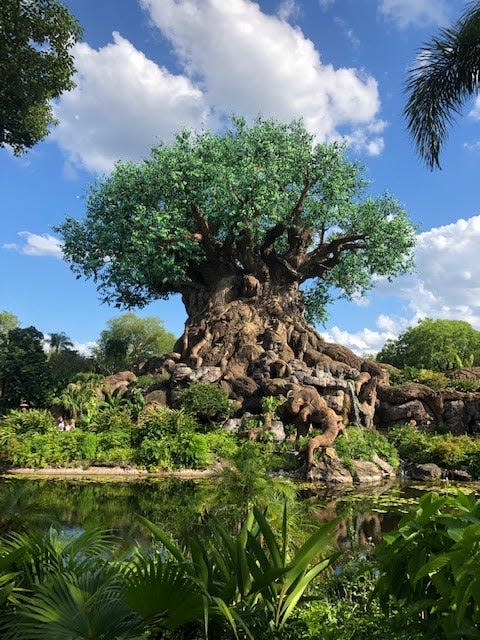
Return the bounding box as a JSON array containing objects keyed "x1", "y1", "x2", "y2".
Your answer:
[
  {"x1": 406, "y1": 462, "x2": 442, "y2": 481},
  {"x1": 352, "y1": 460, "x2": 384, "y2": 484},
  {"x1": 270, "y1": 420, "x2": 286, "y2": 443},
  {"x1": 371, "y1": 453, "x2": 396, "y2": 478},
  {"x1": 222, "y1": 418, "x2": 242, "y2": 434},
  {"x1": 307, "y1": 452, "x2": 353, "y2": 484}
]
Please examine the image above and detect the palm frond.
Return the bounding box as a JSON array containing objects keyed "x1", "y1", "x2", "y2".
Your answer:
[{"x1": 405, "y1": 2, "x2": 480, "y2": 168}]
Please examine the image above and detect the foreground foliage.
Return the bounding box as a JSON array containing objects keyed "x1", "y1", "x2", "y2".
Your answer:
[
  {"x1": 0, "y1": 505, "x2": 337, "y2": 639},
  {"x1": 376, "y1": 491, "x2": 480, "y2": 638}
]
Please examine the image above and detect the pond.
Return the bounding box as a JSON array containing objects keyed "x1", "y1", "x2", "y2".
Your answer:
[{"x1": 1, "y1": 474, "x2": 472, "y2": 549}]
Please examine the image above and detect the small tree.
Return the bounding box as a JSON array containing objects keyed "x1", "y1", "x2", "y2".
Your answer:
[
  {"x1": 0, "y1": 0, "x2": 82, "y2": 153},
  {"x1": 377, "y1": 318, "x2": 480, "y2": 372},
  {"x1": 93, "y1": 313, "x2": 176, "y2": 373}
]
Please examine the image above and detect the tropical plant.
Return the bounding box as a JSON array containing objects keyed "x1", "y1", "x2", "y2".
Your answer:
[
  {"x1": 0, "y1": 527, "x2": 143, "y2": 640},
  {"x1": 46, "y1": 332, "x2": 74, "y2": 355},
  {"x1": 52, "y1": 373, "x2": 103, "y2": 425},
  {"x1": 130, "y1": 504, "x2": 338, "y2": 638},
  {"x1": 0, "y1": 0, "x2": 82, "y2": 154},
  {"x1": 334, "y1": 427, "x2": 399, "y2": 469},
  {"x1": 376, "y1": 491, "x2": 480, "y2": 638},
  {"x1": 405, "y1": 2, "x2": 480, "y2": 168}
]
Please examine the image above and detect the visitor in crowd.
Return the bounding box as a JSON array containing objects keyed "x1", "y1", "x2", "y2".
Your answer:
[{"x1": 57, "y1": 417, "x2": 65, "y2": 431}]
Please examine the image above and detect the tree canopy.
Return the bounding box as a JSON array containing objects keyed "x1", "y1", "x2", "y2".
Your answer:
[
  {"x1": 377, "y1": 318, "x2": 480, "y2": 372},
  {"x1": 93, "y1": 313, "x2": 176, "y2": 373},
  {"x1": 0, "y1": 311, "x2": 19, "y2": 343},
  {"x1": 59, "y1": 118, "x2": 415, "y2": 325},
  {"x1": 0, "y1": 326, "x2": 53, "y2": 409},
  {"x1": 0, "y1": 0, "x2": 82, "y2": 153},
  {"x1": 405, "y1": 2, "x2": 480, "y2": 169}
]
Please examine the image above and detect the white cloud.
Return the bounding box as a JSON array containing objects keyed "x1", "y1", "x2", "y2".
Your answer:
[
  {"x1": 321, "y1": 314, "x2": 410, "y2": 355},
  {"x1": 3, "y1": 232, "x2": 63, "y2": 258},
  {"x1": 322, "y1": 215, "x2": 480, "y2": 354},
  {"x1": 318, "y1": 0, "x2": 335, "y2": 9},
  {"x1": 469, "y1": 96, "x2": 480, "y2": 120},
  {"x1": 51, "y1": 32, "x2": 209, "y2": 173},
  {"x1": 50, "y1": 1, "x2": 385, "y2": 172},
  {"x1": 140, "y1": 0, "x2": 383, "y2": 152},
  {"x1": 374, "y1": 215, "x2": 480, "y2": 326},
  {"x1": 72, "y1": 341, "x2": 97, "y2": 356},
  {"x1": 277, "y1": 0, "x2": 300, "y2": 22},
  {"x1": 379, "y1": 0, "x2": 450, "y2": 28}
]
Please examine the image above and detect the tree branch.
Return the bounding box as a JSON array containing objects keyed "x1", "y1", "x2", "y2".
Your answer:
[{"x1": 300, "y1": 234, "x2": 366, "y2": 281}]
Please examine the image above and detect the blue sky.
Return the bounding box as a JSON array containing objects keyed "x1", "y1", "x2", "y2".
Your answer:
[{"x1": 2, "y1": 0, "x2": 480, "y2": 355}]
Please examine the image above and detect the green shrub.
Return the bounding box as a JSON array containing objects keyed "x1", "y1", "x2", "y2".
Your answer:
[
  {"x1": 135, "y1": 405, "x2": 200, "y2": 444},
  {"x1": 136, "y1": 437, "x2": 173, "y2": 470},
  {"x1": 334, "y1": 427, "x2": 399, "y2": 468},
  {"x1": 97, "y1": 429, "x2": 132, "y2": 452},
  {"x1": 171, "y1": 431, "x2": 211, "y2": 469},
  {"x1": 447, "y1": 378, "x2": 480, "y2": 392},
  {"x1": 58, "y1": 430, "x2": 98, "y2": 463},
  {"x1": 201, "y1": 429, "x2": 238, "y2": 460},
  {"x1": 387, "y1": 423, "x2": 480, "y2": 478},
  {"x1": 0, "y1": 408, "x2": 56, "y2": 434},
  {"x1": 90, "y1": 406, "x2": 134, "y2": 433},
  {"x1": 389, "y1": 367, "x2": 449, "y2": 390},
  {"x1": 96, "y1": 446, "x2": 135, "y2": 465},
  {"x1": 7, "y1": 432, "x2": 65, "y2": 468},
  {"x1": 177, "y1": 383, "x2": 234, "y2": 425},
  {"x1": 133, "y1": 374, "x2": 156, "y2": 390}
]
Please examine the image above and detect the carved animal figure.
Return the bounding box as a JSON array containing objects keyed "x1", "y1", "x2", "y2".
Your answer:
[{"x1": 286, "y1": 386, "x2": 346, "y2": 464}]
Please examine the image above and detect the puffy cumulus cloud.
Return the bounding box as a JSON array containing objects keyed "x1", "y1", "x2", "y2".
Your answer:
[
  {"x1": 321, "y1": 216, "x2": 480, "y2": 354},
  {"x1": 379, "y1": 0, "x2": 450, "y2": 28},
  {"x1": 321, "y1": 314, "x2": 410, "y2": 355},
  {"x1": 141, "y1": 0, "x2": 383, "y2": 152},
  {"x1": 3, "y1": 232, "x2": 63, "y2": 258},
  {"x1": 52, "y1": 32, "x2": 209, "y2": 173},
  {"x1": 72, "y1": 341, "x2": 97, "y2": 356},
  {"x1": 374, "y1": 216, "x2": 480, "y2": 327}
]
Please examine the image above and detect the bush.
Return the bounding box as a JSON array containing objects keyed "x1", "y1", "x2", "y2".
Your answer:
[
  {"x1": 135, "y1": 405, "x2": 200, "y2": 444},
  {"x1": 96, "y1": 446, "x2": 135, "y2": 465},
  {"x1": 387, "y1": 423, "x2": 480, "y2": 478},
  {"x1": 58, "y1": 430, "x2": 98, "y2": 463},
  {"x1": 201, "y1": 429, "x2": 238, "y2": 460},
  {"x1": 0, "y1": 408, "x2": 56, "y2": 434},
  {"x1": 135, "y1": 437, "x2": 173, "y2": 470},
  {"x1": 389, "y1": 367, "x2": 449, "y2": 390},
  {"x1": 447, "y1": 378, "x2": 480, "y2": 392},
  {"x1": 90, "y1": 407, "x2": 134, "y2": 433},
  {"x1": 334, "y1": 427, "x2": 399, "y2": 469},
  {"x1": 177, "y1": 383, "x2": 234, "y2": 425}
]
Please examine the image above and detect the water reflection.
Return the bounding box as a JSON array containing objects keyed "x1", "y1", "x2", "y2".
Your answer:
[{"x1": 0, "y1": 475, "x2": 475, "y2": 547}]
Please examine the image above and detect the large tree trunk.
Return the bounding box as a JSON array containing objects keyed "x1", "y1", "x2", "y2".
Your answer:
[{"x1": 151, "y1": 273, "x2": 382, "y2": 445}]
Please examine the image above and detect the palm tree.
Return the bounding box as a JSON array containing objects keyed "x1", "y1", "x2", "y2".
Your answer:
[
  {"x1": 47, "y1": 331, "x2": 74, "y2": 355},
  {"x1": 405, "y1": 2, "x2": 480, "y2": 169}
]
